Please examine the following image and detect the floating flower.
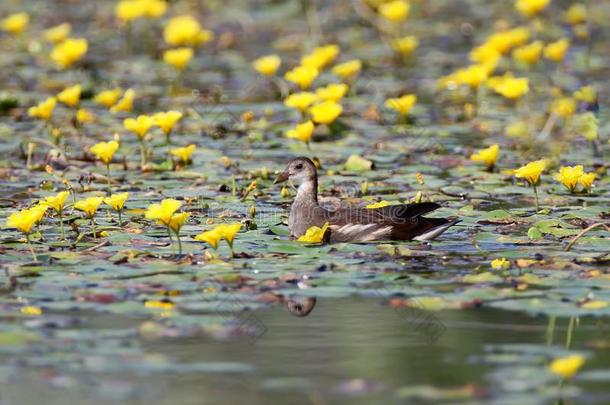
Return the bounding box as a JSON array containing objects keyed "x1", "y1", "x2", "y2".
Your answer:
[
  {"x1": 515, "y1": 0, "x2": 551, "y2": 18},
  {"x1": 298, "y1": 222, "x2": 330, "y2": 243},
  {"x1": 74, "y1": 197, "x2": 104, "y2": 218},
  {"x1": 252, "y1": 54, "x2": 281, "y2": 76},
  {"x1": 544, "y1": 38, "x2": 569, "y2": 62},
  {"x1": 50, "y1": 38, "x2": 88, "y2": 69},
  {"x1": 551, "y1": 97, "x2": 576, "y2": 118},
  {"x1": 331, "y1": 59, "x2": 362, "y2": 80},
  {"x1": 443, "y1": 64, "x2": 489, "y2": 89},
  {"x1": 104, "y1": 192, "x2": 129, "y2": 211},
  {"x1": 284, "y1": 92, "x2": 318, "y2": 111},
  {"x1": 28, "y1": 97, "x2": 56, "y2": 121},
  {"x1": 170, "y1": 144, "x2": 196, "y2": 164},
  {"x1": 195, "y1": 223, "x2": 241, "y2": 255},
  {"x1": 20, "y1": 306, "x2": 42, "y2": 316},
  {"x1": 555, "y1": 165, "x2": 584, "y2": 193},
  {"x1": 43, "y1": 23, "x2": 71, "y2": 43},
  {"x1": 110, "y1": 89, "x2": 135, "y2": 113},
  {"x1": 116, "y1": 0, "x2": 166, "y2": 22},
  {"x1": 391, "y1": 36, "x2": 419, "y2": 56},
  {"x1": 76, "y1": 108, "x2": 95, "y2": 124},
  {"x1": 492, "y1": 77, "x2": 529, "y2": 100},
  {"x1": 470, "y1": 144, "x2": 499, "y2": 170},
  {"x1": 284, "y1": 65, "x2": 319, "y2": 89},
  {"x1": 286, "y1": 121, "x2": 315, "y2": 148},
  {"x1": 145, "y1": 199, "x2": 181, "y2": 226},
  {"x1": 379, "y1": 0, "x2": 410, "y2": 23},
  {"x1": 512, "y1": 41, "x2": 543, "y2": 65},
  {"x1": 169, "y1": 212, "x2": 189, "y2": 234},
  {"x1": 195, "y1": 228, "x2": 221, "y2": 250},
  {"x1": 549, "y1": 355, "x2": 585, "y2": 379},
  {"x1": 163, "y1": 15, "x2": 213, "y2": 47},
  {"x1": 57, "y1": 84, "x2": 82, "y2": 107},
  {"x1": 573, "y1": 86, "x2": 596, "y2": 104},
  {"x1": 94, "y1": 88, "x2": 122, "y2": 108},
  {"x1": 309, "y1": 101, "x2": 343, "y2": 125},
  {"x1": 1, "y1": 12, "x2": 29, "y2": 35},
  {"x1": 565, "y1": 3, "x2": 587, "y2": 25},
  {"x1": 153, "y1": 110, "x2": 182, "y2": 143},
  {"x1": 315, "y1": 83, "x2": 348, "y2": 102},
  {"x1": 301, "y1": 45, "x2": 340, "y2": 70},
  {"x1": 491, "y1": 258, "x2": 510, "y2": 270},
  {"x1": 163, "y1": 47, "x2": 193, "y2": 70},
  {"x1": 90, "y1": 140, "x2": 119, "y2": 164},
  {"x1": 124, "y1": 115, "x2": 154, "y2": 139},
  {"x1": 385, "y1": 94, "x2": 417, "y2": 116},
  {"x1": 515, "y1": 159, "x2": 546, "y2": 211},
  {"x1": 486, "y1": 27, "x2": 530, "y2": 54},
  {"x1": 7, "y1": 208, "x2": 40, "y2": 235},
  {"x1": 41, "y1": 191, "x2": 69, "y2": 214}
]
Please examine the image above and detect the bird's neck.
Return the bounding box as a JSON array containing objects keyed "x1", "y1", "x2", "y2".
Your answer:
[{"x1": 295, "y1": 178, "x2": 318, "y2": 205}]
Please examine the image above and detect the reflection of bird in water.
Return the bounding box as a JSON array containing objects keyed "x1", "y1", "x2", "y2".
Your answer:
[{"x1": 286, "y1": 297, "x2": 317, "y2": 317}]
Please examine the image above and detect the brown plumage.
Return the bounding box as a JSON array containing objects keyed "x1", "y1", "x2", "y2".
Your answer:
[{"x1": 275, "y1": 157, "x2": 460, "y2": 243}]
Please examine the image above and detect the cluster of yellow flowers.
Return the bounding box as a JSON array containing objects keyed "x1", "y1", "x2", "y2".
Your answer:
[
  {"x1": 554, "y1": 165, "x2": 596, "y2": 193},
  {"x1": 162, "y1": 15, "x2": 214, "y2": 71}
]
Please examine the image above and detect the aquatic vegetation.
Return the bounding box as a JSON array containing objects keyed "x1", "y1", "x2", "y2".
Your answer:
[
  {"x1": 298, "y1": 223, "x2": 330, "y2": 243},
  {"x1": 470, "y1": 144, "x2": 499, "y2": 171}
]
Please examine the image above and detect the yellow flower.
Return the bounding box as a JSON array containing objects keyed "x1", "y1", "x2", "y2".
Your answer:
[
  {"x1": 331, "y1": 59, "x2": 362, "y2": 80},
  {"x1": 506, "y1": 120, "x2": 529, "y2": 139},
  {"x1": 486, "y1": 27, "x2": 530, "y2": 54},
  {"x1": 565, "y1": 3, "x2": 587, "y2": 25},
  {"x1": 379, "y1": 0, "x2": 410, "y2": 22},
  {"x1": 76, "y1": 108, "x2": 95, "y2": 124},
  {"x1": 471, "y1": 144, "x2": 499, "y2": 169},
  {"x1": 94, "y1": 88, "x2": 122, "y2": 108},
  {"x1": 74, "y1": 197, "x2": 104, "y2": 218},
  {"x1": 286, "y1": 121, "x2": 315, "y2": 144},
  {"x1": 298, "y1": 222, "x2": 330, "y2": 243},
  {"x1": 514, "y1": 159, "x2": 546, "y2": 185},
  {"x1": 315, "y1": 83, "x2": 348, "y2": 102},
  {"x1": 216, "y1": 223, "x2": 241, "y2": 248},
  {"x1": 170, "y1": 144, "x2": 196, "y2": 163},
  {"x1": 366, "y1": 200, "x2": 390, "y2": 209},
  {"x1": 515, "y1": 0, "x2": 551, "y2": 18},
  {"x1": 577, "y1": 172, "x2": 596, "y2": 191},
  {"x1": 163, "y1": 15, "x2": 213, "y2": 47},
  {"x1": 116, "y1": 0, "x2": 167, "y2": 22},
  {"x1": 1, "y1": 12, "x2": 29, "y2": 35},
  {"x1": 512, "y1": 41, "x2": 543, "y2": 65},
  {"x1": 252, "y1": 54, "x2": 281, "y2": 76},
  {"x1": 309, "y1": 101, "x2": 343, "y2": 124},
  {"x1": 492, "y1": 77, "x2": 529, "y2": 100},
  {"x1": 163, "y1": 47, "x2": 193, "y2": 70},
  {"x1": 284, "y1": 92, "x2": 318, "y2": 111},
  {"x1": 145, "y1": 199, "x2": 182, "y2": 226},
  {"x1": 56, "y1": 84, "x2": 82, "y2": 107},
  {"x1": 40, "y1": 191, "x2": 70, "y2": 213},
  {"x1": 491, "y1": 258, "x2": 510, "y2": 270},
  {"x1": 6, "y1": 208, "x2": 40, "y2": 234},
  {"x1": 555, "y1": 165, "x2": 584, "y2": 193},
  {"x1": 153, "y1": 111, "x2": 183, "y2": 135},
  {"x1": 28, "y1": 97, "x2": 56, "y2": 121},
  {"x1": 391, "y1": 36, "x2": 419, "y2": 56},
  {"x1": 31, "y1": 204, "x2": 49, "y2": 224},
  {"x1": 581, "y1": 300, "x2": 607, "y2": 310},
  {"x1": 104, "y1": 192, "x2": 129, "y2": 211},
  {"x1": 20, "y1": 306, "x2": 42, "y2": 316},
  {"x1": 124, "y1": 115, "x2": 154, "y2": 139},
  {"x1": 194, "y1": 228, "x2": 222, "y2": 249},
  {"x1": 301, "y1": 45, "x2": 340, "y2": 70},
  {"x1": 284, "y1": 65, "x2": 319, "y2": 89},
  {"x1": 43, "y1": 23, "x2": 71, "y2": 43},
  {"x1": 90, "y1": 140, "x2": 119, "y2": 164},
  {"x1": 50, "y1": 38, "x2": 88, "y2": 69},
  {"x1": 385, "y1": 94, "x2": 417, "y2": 115},
  {"x1": 573, "y1": 86, "x2": 596, "y2": 104},
  {"x1": 454, "y1": 64, "x2": 489, "y2": 88},
  {"x1": 544, "y1": 38, "x2": 570, "y2": 62},
  {"x1": 551, "y1": 97, "x2": 576, "y2": 118},
  {"x1": 110, "y1": 89, "x2": 135, "y2": 113},
  {"x1": 169, "y1": 212, "x2": 189, "y2": 233},
  {"x1": 141, "y1": 0, "x2": 167, "y2": 18},
  {"x1": 549, "y1": 355, "x2": 585, "y2": 379}
]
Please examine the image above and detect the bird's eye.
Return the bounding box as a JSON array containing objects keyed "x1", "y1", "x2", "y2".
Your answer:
[{"x1": 295, "y1": 163, "x2": 303, "y2": 170}]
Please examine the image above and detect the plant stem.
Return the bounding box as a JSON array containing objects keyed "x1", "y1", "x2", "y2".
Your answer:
[
  {"x1": 59, "y1": 210, "x2": 65, "y2": 240},
  {"x1": 90, "y1": 216, "x2": 97, "y2": 240},
  {"x1": 118, "y1": 210, "x2": 122, "y2": 227},
  {"x1": 175, "y1": 231, "x2": 182, "y2": 256},
  {"x1": 139, "y1": 140, "x2": 147, "y2": 169},
  {"x1": 565, "y1": 317, "x2": 575, "y2": 349},
  {"x1": 533, "y1": 183, "x2": 540, "y2": 212},
  {"x1": 167, "y1": 227, "x2": 175, "y2": 255},
  {"x1": 25, "y1": 234, "x2": 38, "y2": 262},
  {"x1": 106, "y1": 163, "x2": 111, "y2": 195},
  {"x1": 546, "y1": 315, "x2": 556, "y2": 346}
]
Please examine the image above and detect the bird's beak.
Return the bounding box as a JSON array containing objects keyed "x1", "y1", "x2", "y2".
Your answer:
[{"x1": 273, "y1": 170, "x2": 289, "y2": 184}]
